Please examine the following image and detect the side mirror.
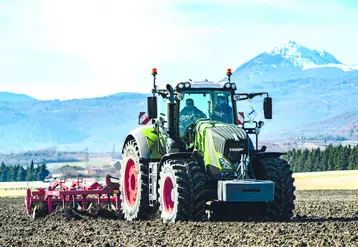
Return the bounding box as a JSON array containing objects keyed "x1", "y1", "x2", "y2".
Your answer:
[
  {"x1": 263, "y1": 97, "x2": 272, "y2": 119},
  {"x1": 147, "y1": 96, "x2": 157, "y2": 119}
]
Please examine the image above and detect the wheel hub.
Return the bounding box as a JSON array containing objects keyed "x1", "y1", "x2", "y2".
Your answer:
[
  {"x1": 163, "y1": 176, "x2": 174, "y2": 213},
  {"x1": 124, "y1": 159, "x2": 137, "y2": 206}
]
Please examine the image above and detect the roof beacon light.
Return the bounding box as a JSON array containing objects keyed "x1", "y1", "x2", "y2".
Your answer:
[
  {"x1": 152, "y1": 68, "x2": 158, "y2": 94},
  {"x1": 152, "y1": 68, "x2": 157, "y2": 75},
  {"x1": 226, "y1": 68, "x2": 232, "y2": 82}
]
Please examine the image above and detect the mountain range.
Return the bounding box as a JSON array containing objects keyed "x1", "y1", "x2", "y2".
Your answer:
[{"x1": 0, "y1": 41, "x2": 357, "y2": 153}]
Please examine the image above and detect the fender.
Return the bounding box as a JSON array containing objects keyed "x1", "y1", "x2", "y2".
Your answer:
[
  {"x1": 122, "y1": 126, "x2": 161, "y2": 160},
  {"x1": 253, "y1": 152, "x2": 286, "y2": 159},
  {"x1": 159, "y1": 152, "x2": 197, "y2": 168}
]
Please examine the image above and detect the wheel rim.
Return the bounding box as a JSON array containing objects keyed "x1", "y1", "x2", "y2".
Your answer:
[
  {"x1": 124, "y1": 158, "x2": 137, "y2": 207},
  {"x1": 163, "y1": 176, "x2": 174, "y2": 213}
]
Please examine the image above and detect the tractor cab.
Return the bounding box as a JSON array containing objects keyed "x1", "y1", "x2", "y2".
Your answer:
[
  {"x1": 145, "y1": 68, "x2": 272, "y2": 152},
  {"x1": 176, "y1": 84, "x2": 235, "y2": 136}
]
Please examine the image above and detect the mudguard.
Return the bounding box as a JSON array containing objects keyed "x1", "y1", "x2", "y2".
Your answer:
[
  {"x1": 253, "y1": 152, "x2": 286, "y2": 159},
  {"x1": 122, "y1": 126, "x2": 161, "y2": 160}
]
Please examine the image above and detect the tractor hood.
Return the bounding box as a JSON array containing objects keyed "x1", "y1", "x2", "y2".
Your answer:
[{"x1": 192, "y1": 120, "x2": 248, "y2": 176}]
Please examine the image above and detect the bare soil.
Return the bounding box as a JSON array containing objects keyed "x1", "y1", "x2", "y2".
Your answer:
[{"x1": 0, "y1": 190, "x2": 357, "y2": 247}]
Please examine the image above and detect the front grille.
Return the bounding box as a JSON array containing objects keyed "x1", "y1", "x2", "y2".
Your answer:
[{"x1": 210, "y1": 126, "x2": 247, "y2": 163}]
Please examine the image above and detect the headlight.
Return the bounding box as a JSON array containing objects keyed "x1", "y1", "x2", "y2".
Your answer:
[
  {"x1": 218, "y1": 156, "x2": 232, "y2": 169},
  {"x1": 224, "y1": 83, "x2": 231, "y2": 88},
  {"x1": 233, "y1": 95, "x2": 240, "y2": 101},
  {"x1": 176, "y1": 93, "x2": 184, "y2": 101},
  {"x1": 184, "y1": 82, "x2": 191, "y2": 88},
  {"x1": 177, "y1": 83, "x2": 185, "y2": 89},
  {"x1": 231, "y1": 83, "x2": 236, "y2": 90}
]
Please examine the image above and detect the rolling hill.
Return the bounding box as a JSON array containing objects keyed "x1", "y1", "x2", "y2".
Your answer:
[
  {"x1": 0, "y1": 41, "x2": 357, "y2": 153},
  {"x1": 0, "y1": 92, "x2": 36, "y2": 102}
]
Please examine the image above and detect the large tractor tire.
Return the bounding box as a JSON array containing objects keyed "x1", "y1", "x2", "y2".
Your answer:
[
  {"x1": 120, "y1": 140, "x2": 150, "y2": 221},
  {"x1": 187, "y1": 159, "x2": 209, "y2": 221},
  {"x1": 252, "y1": 157, "x2": 296, "y2": 220},
  {"x1": 157, "y1": 158, "x2": 207, "y2": 222}
]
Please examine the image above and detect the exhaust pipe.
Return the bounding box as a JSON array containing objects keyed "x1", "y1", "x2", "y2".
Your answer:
[
  {"x1": 166, "y1": 84, "x2": 175, "y2": 136},
  {"x1": 165, "y1": 84, "x2": 185, "y2": 153}
]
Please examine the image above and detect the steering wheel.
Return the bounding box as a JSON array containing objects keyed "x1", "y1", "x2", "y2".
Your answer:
[{"x1": 179, "y1": 113, "x2": 207, "y2": 135}]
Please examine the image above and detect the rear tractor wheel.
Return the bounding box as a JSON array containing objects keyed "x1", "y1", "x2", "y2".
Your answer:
[{"x1": 120, "y1": 140, "x2": 150, "y2": 221}]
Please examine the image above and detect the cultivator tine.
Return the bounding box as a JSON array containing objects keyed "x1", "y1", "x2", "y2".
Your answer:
[
  {"x1": 87, "y1": 202, "x2": 93, "y2": 212},
  {"x1": 31, "y1": 201, "x2": 48, "y2": 220}
]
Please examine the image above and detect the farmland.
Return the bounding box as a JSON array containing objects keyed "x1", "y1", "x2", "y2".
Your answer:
[
  {"x1": 0, "y1": 190, "x2": 357, "y2": 246},
  {"x1": 0, "y1": 169, "x2": 357, "y2": 246}
]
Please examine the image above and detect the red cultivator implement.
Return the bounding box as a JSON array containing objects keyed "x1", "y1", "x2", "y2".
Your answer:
[{"x1": 25, "y1": 175, "x2": 121, "y2": 219}]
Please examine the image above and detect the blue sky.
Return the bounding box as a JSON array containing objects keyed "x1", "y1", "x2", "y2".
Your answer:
[{"x1": 0, "y1": 0, "x2": 357, "y2": 100}]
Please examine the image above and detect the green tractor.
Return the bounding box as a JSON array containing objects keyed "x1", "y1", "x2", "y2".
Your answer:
[{"x1": 119, "y1": 68, "x2": 295, "y2": 222}]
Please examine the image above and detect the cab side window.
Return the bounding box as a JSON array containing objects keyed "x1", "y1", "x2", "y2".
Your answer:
[{"x1": 158, "y1": 96, "x2": 168, "y2": 126}]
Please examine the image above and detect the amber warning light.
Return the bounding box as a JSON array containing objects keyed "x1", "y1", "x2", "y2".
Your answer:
[
  {"x1": 226, "y1": 68, "x2": 232, "y2": 74},
  {"x1": 152, "y1": 68, "x2": 157, "y2": 75}
]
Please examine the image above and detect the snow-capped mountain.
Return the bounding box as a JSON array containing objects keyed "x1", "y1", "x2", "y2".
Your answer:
[
  {"x1": 228, "y1": 41, "x2": 358, "y2": 143},
  {"x1": 231, "y1": 41, "x2": 358, "y2": 87}
]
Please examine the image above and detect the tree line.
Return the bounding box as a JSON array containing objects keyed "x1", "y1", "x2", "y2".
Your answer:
[
  {"x1": 0, "y1": 160, "x2": 50, "y2": 182},
  {"x1": 284, "y1": 144, "x2": 358, "y2": 173}
]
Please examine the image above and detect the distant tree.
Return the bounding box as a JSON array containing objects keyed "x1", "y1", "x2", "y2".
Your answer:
[
  {"x1": 321, "y1": 148, "x2": 329, "y2": 171},
  {"x1": 301, "y1": 149, "x2": 309, "y2": 172},
  {"x1": 288, "y1": 149, "x2": 296, "y2": 172},
  {"x1": 37, "y1": 162, "x2": 50, "y2": 181},
  {"x1": 294, "y1": 149, "x2": 302, "y2": 172},
  {"x1": 348, "y1": 145, "x2": 358, "y2": 170},
  {"x1": 10, "y1": 165, "x2": 20, "y2": 181},
  {"x1": 34, "y1": 163, "x2": 41, "y2": 180},
  {"x1": 305, "y1": 152, "x2": 314, "y2": 172},
  {"x1": 17, "y1": 166, "x2": 26, "y2": 181},
  {"x1": 340, "y1": 146, "x2": 350, "y2": 170},
  {"x1": 328, "y1": 145, "x2": 335, "y2": 171},
  {"x1": 312, "y1": 148, "x2": 321, "y2": 171},
  {"x1": 26, "y1": 160, "x2": 35, "y2": 181},
  {"x1": 0, "y1": 161, "x2": 8, "y2": 182}
]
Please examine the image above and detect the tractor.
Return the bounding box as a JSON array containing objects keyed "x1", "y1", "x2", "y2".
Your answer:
[{"x1": 120, "y1": 68, "x2": 296, "y2": 222}]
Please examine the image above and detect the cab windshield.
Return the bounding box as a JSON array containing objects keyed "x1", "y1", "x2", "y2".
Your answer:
[{"x1": 178, "y1": 90, "x2": 234, "y2": 135}]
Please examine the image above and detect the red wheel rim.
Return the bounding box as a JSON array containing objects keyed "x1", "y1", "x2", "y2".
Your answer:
[
  {"x1": 163, "y1": 176, "x2": 174, "y2": 213},
  {"x1": 124, "y1": 159, "x2": 137, "y2": 206}
]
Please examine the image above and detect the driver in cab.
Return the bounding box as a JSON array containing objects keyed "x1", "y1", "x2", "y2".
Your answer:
[
  {"x1": 179, "y1": 98, "x2": 206, "y2": 130},
  {"x1": 212, "y1": 96, "x2": 233, "y2": 123}
]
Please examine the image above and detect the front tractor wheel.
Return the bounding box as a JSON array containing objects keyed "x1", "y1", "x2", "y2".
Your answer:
[
  {"x1": 120, "y1": 140, "x2": 149, "y2": 221},
  {"x1": 253, "y1": 157, "x2": 296, "y2": 220},
  {"x1": 158, "y1": 160, "x2": 191, "y2": 223}
]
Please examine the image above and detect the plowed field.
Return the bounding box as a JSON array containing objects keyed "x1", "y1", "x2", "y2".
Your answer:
[{"x1": 0, "y1": 190, "x2": 357, "y2": 247}]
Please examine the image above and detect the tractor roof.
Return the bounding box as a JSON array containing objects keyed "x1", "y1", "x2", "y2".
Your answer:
[{"x1": 175, "y1": 80, "x2": 237, "y2": 91}]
